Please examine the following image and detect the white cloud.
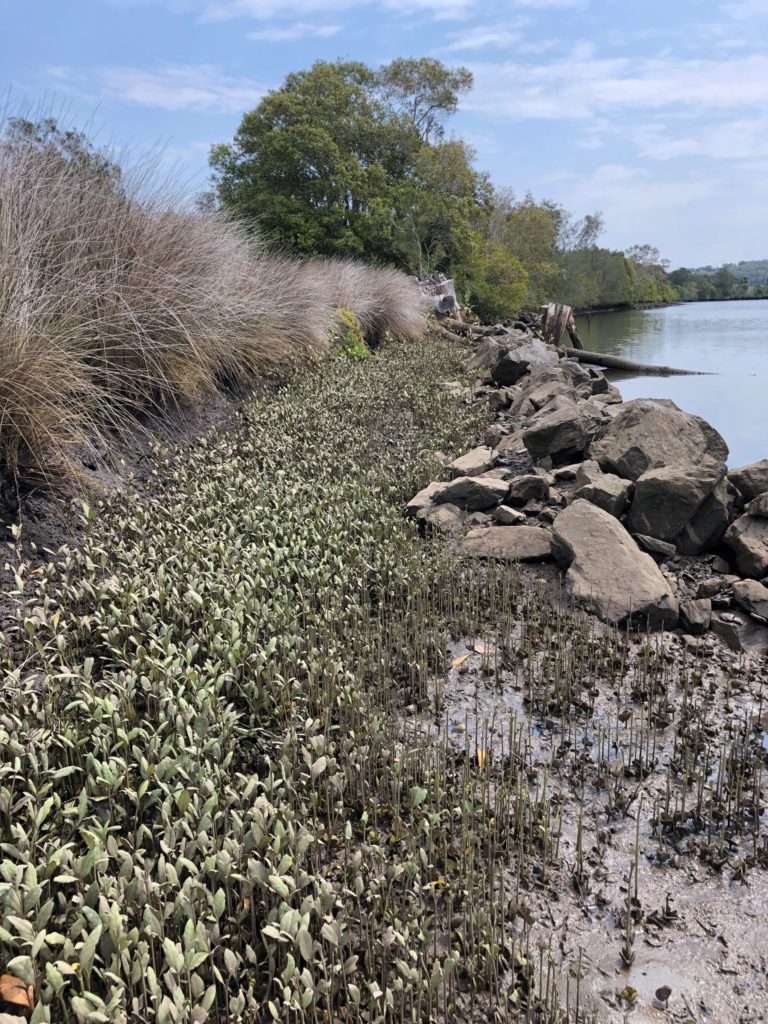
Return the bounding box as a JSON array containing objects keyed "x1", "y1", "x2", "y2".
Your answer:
[
  {"x1": 633, "y1": 116, "x2": 768, "y2": 162},
  {"x1": 247, "y1": 21, "x2": 341, "y2": 40},
  {"x1": 441, "y1": 22, "x2": 525, "y2": 51},
  {"x1": 47, "y1": 65, "x2": 266, "y2": 113},
  {"x1": 465, "y1": 53, "x2": 768, "y2": 120},
  {"x1": 201, "y1": 0, "x2": 476, "y2": 20}
]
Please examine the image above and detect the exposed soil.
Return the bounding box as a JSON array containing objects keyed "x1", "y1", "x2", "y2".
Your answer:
[{"x1": 416, "y1": 562, "x2": 768, "y2": 1022}]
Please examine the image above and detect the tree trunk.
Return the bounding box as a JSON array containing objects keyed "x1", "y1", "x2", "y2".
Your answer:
[{"x1": 562, "y1": 347, "x2": 711, "y2": 376}]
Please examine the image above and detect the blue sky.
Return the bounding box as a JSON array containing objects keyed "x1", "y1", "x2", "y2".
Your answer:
[{"x1": 3, "y1": 0, "x2": 767, "y2": 267}]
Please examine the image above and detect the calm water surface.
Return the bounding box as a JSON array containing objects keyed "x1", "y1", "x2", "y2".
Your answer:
[{"x1": 575, "y1": 299, "x2": 768, "y2": 469}]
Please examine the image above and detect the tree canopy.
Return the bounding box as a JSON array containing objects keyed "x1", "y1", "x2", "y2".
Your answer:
[{"x1": 210, "y1": 59, "x2": 766, "y2": 320}]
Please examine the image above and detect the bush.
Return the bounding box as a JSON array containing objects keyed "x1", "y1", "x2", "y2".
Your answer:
[{"x1": 467, "y1": 245, "x2": 528, "y2": 323}]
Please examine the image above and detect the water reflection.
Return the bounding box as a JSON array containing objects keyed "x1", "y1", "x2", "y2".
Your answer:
[{"x1": 575, "y1": 299, "x2": 768, "y2": 468}]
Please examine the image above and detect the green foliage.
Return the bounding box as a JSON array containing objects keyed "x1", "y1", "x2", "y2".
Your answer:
[
  {"x1": 467, "y1": 244, "x2": 528, "y2": 321},
  {"x1": 376, "y1": 57, "x2": 473, "y2": 143},
  {"x1": 0, "y1": 339, "x2": 497, "y2": 1023},
  {"x1": 334, "y1": 307, "x2": 370, "y2": 359}
]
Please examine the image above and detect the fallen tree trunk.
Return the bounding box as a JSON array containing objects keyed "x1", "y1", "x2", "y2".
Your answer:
[{"x1": 562, "y1": 347, "x2": 711, "y2": 376}]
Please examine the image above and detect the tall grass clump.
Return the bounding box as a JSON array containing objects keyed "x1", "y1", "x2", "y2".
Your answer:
[
  {"x1": 0, "y1": 120, "x2": 427, "y2": 485},
  {"x1": 306, "y1": 258, "x2": 429, "y2": 345}
]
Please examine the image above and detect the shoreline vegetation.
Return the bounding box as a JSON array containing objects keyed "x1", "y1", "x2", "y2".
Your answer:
[{"x1": 1, "y1": 67, "x2": 768, "y2": 1023}]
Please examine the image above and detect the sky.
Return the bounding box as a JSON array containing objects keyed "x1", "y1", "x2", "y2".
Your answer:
[{"x1": 2, "y1": 0, "x2": 768, "y2": 267}]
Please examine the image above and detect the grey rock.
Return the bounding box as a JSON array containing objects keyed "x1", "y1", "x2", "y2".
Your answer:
[
  {"x1": 507, "y1": 474, "x2": 551, "y2": 506},
  {"x1": 485, "y1": 389, "x2": 511, "y2": 412},
  {"x1": 494, "y1": 431, "x2": 528, "y2": 456},
  {"x1": 551, "y1": 499, "x2": 678, "y2": 627},
  {"x1": 449, "y1": 446, "x2": 495, "y2": 479},
  {"x1": 417, "y1": 503, "x2": 464, "y2": 533},
  {"x1": 460, "y1": 525, "x2": 553, "y2": 562},
  {"x1": 574, "y1": 459, "x2": 603, "y2": 488},
  {"x1": 491, "y1": 340, "x2": 559, "y2": 386},
  {"x1": 553, "y1": 463, "x2": 582, "y2": 482},
  {"x1": 732, "y1": 579, "x2": 768, "y2": 620},
  {"x1": 523, "y1": 402, "x2": 590, "y2": 463},
  {"x1": 746, "y1": 492, "x2": 768, "y2": 518},
  {"x1": 680, "y1": 598, "x2": 712, "y2": 635},
  {"x1": 466, "y1": 337, "x2": 506, "y2": 371},
  {"x1": 697, "y1": 576, "x2": 728, "y2": 599},
  {"x1": 634, "y1": 533, "x2": 677, "y2": 559},
  {"x1": 493, "y1": 505, "x2": 528, "y2": 525},
  {"x1": 434, "y1": 474, "x2": 509, "y2": 511},
  {"x1": 710, "y1": 555, "x2": 730, "y2": 574},
  {"x1": 483, "y1": 424, "x2": 507, "y2": 448},
  {"x1": 724, "y1": 515, "x2": 768, "y2": 578},
  {"x1": 574, "y1": 474, "x2": 633, "y2": 518},
  {"x1": 728, "y1": 460, "x2": 768, "y2": 501},
  {"x1": 710, "y1": 609, "x2": 768, "y2": 653},
  {"x1": 407, "y1": 481, "x2": 444, "y2": 517},
  {"x1": 676, "y1": 477, "x2": 733, "y2": 554},
  {"x1": 628, "y1": 460, "x2": 728, "y2": 552},
  {"x1": 590, "y1": 398, "x2": 729, "y2": 481}
]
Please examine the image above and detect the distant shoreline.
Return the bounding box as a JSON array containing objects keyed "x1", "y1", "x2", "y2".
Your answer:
[{"x1": 575, "y1": 295, "x2": 767, "y2": 316}]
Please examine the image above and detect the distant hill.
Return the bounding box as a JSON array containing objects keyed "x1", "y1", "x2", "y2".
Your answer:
[{"x1": 692, "y1": 260, "x2": 768, "y2": 286}]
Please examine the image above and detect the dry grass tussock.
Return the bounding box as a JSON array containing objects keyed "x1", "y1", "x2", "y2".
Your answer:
[
  {"x1": 0, "y1": 137, "x2": 427, "y2": 483},
  {"x1": 306, "y1": 258, "x2": 428, "y2": 343}
]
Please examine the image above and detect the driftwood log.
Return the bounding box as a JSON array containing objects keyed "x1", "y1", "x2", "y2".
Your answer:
[
  {"x1": 562, "y1": 347, "x2": 710, "y2": 376},
  {"x1": 540, "y1": 303, "x2": 584, "y2": 350}
]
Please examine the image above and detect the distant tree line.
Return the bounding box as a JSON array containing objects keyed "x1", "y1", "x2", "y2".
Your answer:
[{"x1": 209, "y1": 59, "x2": 766, "y2": 320}]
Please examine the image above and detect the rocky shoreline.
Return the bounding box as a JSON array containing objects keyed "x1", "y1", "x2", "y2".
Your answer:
[{"x1": 409, "y1": 323, "x2": 768, "y2": 654}]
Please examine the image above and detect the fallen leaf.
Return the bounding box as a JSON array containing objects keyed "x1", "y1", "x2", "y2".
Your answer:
[
  {"x1": 476, "y1": 748, "x2": 488, "y2": 772},
  {"x1": 473, "y1": 640, "x2": 497, "y2": 658},
  {"x1": 451, "y1": 654, "x2": 470, "y2": 668},
  {"x1": 0, "y1": 973, "x2": 34, "y2": 1011}
]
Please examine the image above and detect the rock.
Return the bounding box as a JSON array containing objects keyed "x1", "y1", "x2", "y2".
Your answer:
[
  {"x1": 449, "y1": 446, "x2": 495, "y2": 479},
  {"x1": 732, "y1": 579, "x2": 768, "y2": 620},
  {"x1": 710, "y1": 609, "x2": 768, "y2": 653},
  {"x1": 574, "y1": 473, "x2": 633, "y2": 518},
  {"x1": 590, "y1": 399, "x2": 729, "y2": 481},
  {"x1": 634, "y1": 534, "x2": 677, "y2": 559},
  {"x1": 523, "y1": 402, "x2": 590, "y2": 464},
  {"x1": 628, "y1": 461, "x2": 728, "y2": 551},
  {"x1": 434, "y1": 475, "x2": 510, "y2": 512},
  {"x1": 507, "y1": 474, "x2": 550, "y2": 506},
  {"x1": 407, "y1": 481, "x2": 444, "y2": 517},
  {"x1": 466, "y1": 337, "x2": 506, "y2": 371},
  {"x1": 483, "y1": 424, "x2": 507, "y2": 448},
  {"x1": 491, "y1": 340, "x2": 559, "y2": 386},
  {"x1": 746, "y1": 492, "x2": 768, "y2": 517},
  {"x1": 494, "y1": 432, "x2": 528, "y2": 456},
  {"x1": 417, "y1": 503, "x2": 464, "y2": 533},
  {"x1": 551, "y1": 499, "x2": 679, "y2": 627},
  {"x1": 728, "y1": 460, "x2": 768, "y2": 501},
  {"x1": 697, "y1": 576, "x2": 728, "y2": 599},
  {"x1": 485, "y1": 389, "x2": 511, "y2": 412},
  {"x1": 553, "y1": 464, "x2": 582, "y2": 482},
  {"x1": 493, "y1": 505, "x2": 527, "y2": 525},
  {"x1": 724, "y1": 515, "x2": 768, "y2": 578},
  {"x1": 710, "y1": 555, "x2": 730, "y2": 574},
  {"x1": 680, "y1": 598, "x2": 712, "y2": 635},
  {"x1": 676, "y1": 477, "x2": 733, "y2": 554},
  {"x1": 460, "y1": 525, "x2": 553, "y2": 562},
  {"x1": 574, "y1": 460, "x2": 603, "y2": 487}
]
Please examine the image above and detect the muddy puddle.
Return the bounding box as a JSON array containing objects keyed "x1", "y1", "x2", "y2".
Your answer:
[{"x1": 412, "y1": 567, "x2": 768, "y2": 1022}]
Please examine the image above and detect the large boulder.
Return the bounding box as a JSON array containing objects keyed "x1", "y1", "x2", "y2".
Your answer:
[
  {"x1": 724, "y1": 515, "x2": 768, "y2": 578},
  {"x1": 522, "y1": 402, "x2": 590, "y2": 464},
  {"x1": 460, "y1": 525, "x2": 553, "y2": 562},
  {"x1": 406, "y1": 481, "x2": 444, "y2": 517},
  {"x1": 728, "y1": 460, "x2": 768, "y2": 501},
  {"x1": 491, "y1": 340, "x2": 559, "y2": 386},
  {"x1": 551, "y1": 500, "x2": 678, "y2": 628},
  {"x1": 732, "y1": 579, "x2": 768, "y2": 620},
  {"x1": 627, "y1": 460, "x2": 728, "y2": 551},
  {"x1": 710, "y1": 610, "x2": 768, "y2": 654},
  {"x1": 574, "y1": 473, "x2": 633, "y2": 519},
  {"x1": 449, "y1": 447, "x2": 495, "y2": 478},
  {"x1": 507, "y1": 474, "x2": 550, "y2": 506},
  {"x1": 590, "y1": 399, "x2": 728, "y2": 481},
  {"x1": 434, "y1": 475, "x2": 509, "y2": 512}
]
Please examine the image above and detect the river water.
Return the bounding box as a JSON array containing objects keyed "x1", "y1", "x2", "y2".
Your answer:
[{"x1": 575, "y1": 299, "x2": 768, "y2": 469}]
